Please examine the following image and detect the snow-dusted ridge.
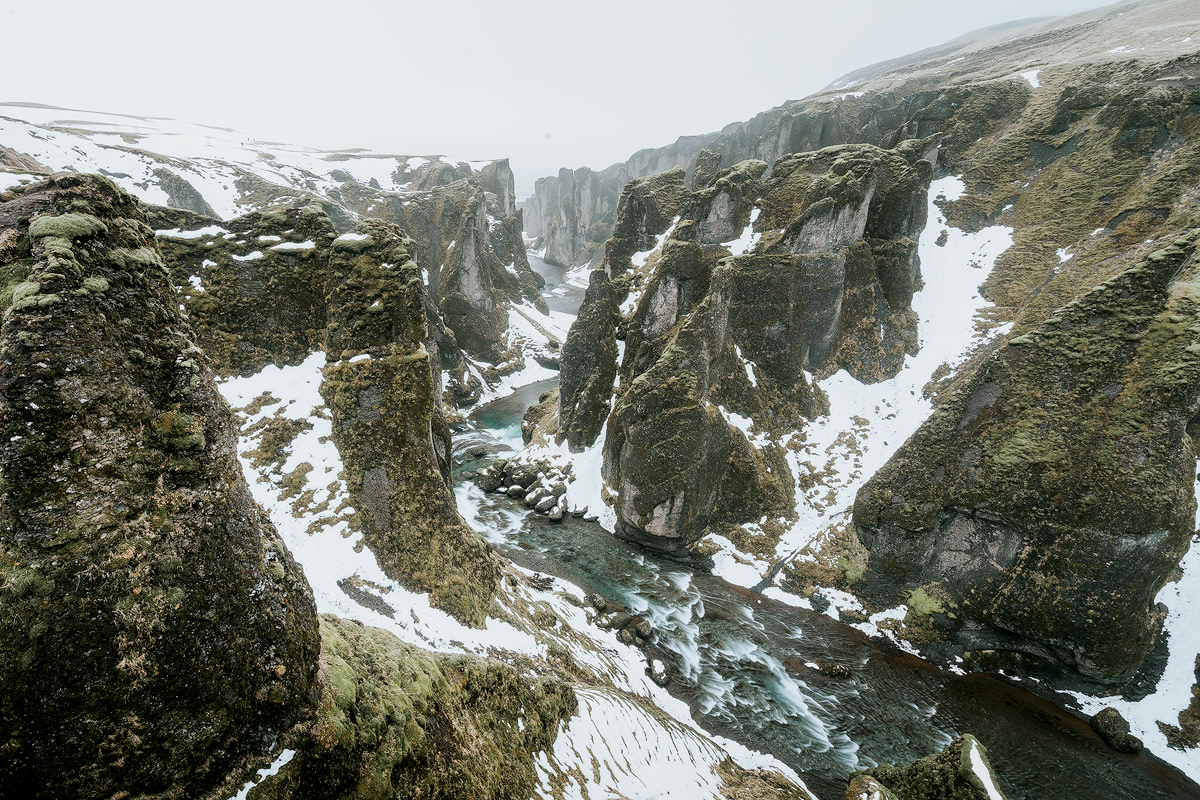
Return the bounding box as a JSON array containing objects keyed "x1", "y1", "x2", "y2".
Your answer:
[{"x1": 0, "y1": 103, "x2": 487, "y2": 220}]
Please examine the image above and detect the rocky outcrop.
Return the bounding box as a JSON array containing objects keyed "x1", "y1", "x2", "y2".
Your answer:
[
  {"x1": 522, "y1": 133, "x2": 720, "y2": 268},
  {"x1": 153, "y1": 169, "x2": 544, "y2": 406},
  {"x1": 848, "y1": 735, "x2": 1008, "y2": 800},
  {"x1": 158, "y1": 207, "x2": 501, "y2": 624},
  {"x1": 529, "y1": 165, "x2": 621, "y2": 269},
  {"x1": 246, "y1": 615, "x2": 577, "y2": 800},
  {"x1": 557, "y1": 167, "x2": 690, "y2": 451},
  {"x1": 556, "y1": 142, "x2": 932, "y2": 551},
  {"x1": 318, "y1": 219, "x2": 500, "y2": 626},
  {"x1": 156, "y1": 203, "x2": 338, "y2": 376},
  {"x1": 0, "y1": 174, "x2": 320, "y2": 798},
  {"x1": 350, "y1": 168, "x2": 547, "y2": 396},
  {"x1": 153, "y1": 167, "x2": 220, "y2": 218},
  {"x1": 853, "y1": 232, "x2": 1200, "y2": 685}
]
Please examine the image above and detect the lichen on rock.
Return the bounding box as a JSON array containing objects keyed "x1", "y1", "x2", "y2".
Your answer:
[
  {"x1": 854, "y1": 230, "x2": 1200, "y2": 685},
  {"x1": 0, "y1": 173, "x2": 320, "y2": 799},
  {"x1": 244, "y1": 615, "x2": 576, "y2": 800}
]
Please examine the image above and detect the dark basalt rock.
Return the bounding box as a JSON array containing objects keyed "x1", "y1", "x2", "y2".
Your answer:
[
  {"x1": 854, "y1": 232, "x2": 1200, "y2": 685},
  {"x1": 0, "y1": 173, "x2": 320, "y2": 799},
  {"x1": 1091, "y1": 707, "x2": 1143, "y2": 754},
  {"x1": 557, "y1": 267, "x2": 620, "y2": 450},
  {"x1": 578, "y1": 144, "x2": 931, "y2": 551},
  {"x1": 153, "y1": 166, "x2": 220, "y2": 218},
  {"x1": 317, "y1": 219, "x2": 500, "y2": 627}
]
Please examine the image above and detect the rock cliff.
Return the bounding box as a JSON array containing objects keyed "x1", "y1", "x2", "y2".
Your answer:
[
  {"x1": 0, "y1": 174, "x2": 320, "y2": 799},
  {"x1": 555, "y1": 142, "x2": 932, "y2": 551},
  {"x1": 318, "y1": 220, "x2": 500, "y2": 626},
  {"x1": 854, "y1": 232, "x2": 1200, "y2": 685},
  {"x1": 522, "y1": 132, "x2": 720, "y2": 269},
  {"x1": 156, "y1": 209, "x2": 501, "y2": 625}
]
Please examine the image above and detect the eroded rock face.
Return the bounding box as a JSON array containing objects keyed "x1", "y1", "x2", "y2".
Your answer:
[
  {"x1": 157, "y1": 206, "x2": 500, "y2": 625},
  {"x1": 557, "y1": 143, "x2": 932, "y2": 551},
  {"x1": 246, "y1": 615, "x2": 577, "y2": 800},
  {"x1": 0, "y1": 174, "x2": 320, "y2": 798},
  {"x1": 522, "y1": 133, "x2": 720, "y2": 269},
  {"x1": 854, "y1": 232, "x2": 1200, "y2": 685},
  {"x1": 373, "y1": 170, "x2": 544, "y2": 367},
  {"x1": 318, "y1": 219, "x2": 500, "y2": 626},
  {"x1": 156, "y1": 203, "x2": 338, "y2": 376},
  {"x1": 850, "y1": 735, "x2": 1009, "y2": 800}
]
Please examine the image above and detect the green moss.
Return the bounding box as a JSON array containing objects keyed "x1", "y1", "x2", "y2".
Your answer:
[
  {"x1": 81, "y1": 275, "x2": 110, "y2": 293},
  {"x1": 906, "y1": 586, "x2": 948, "y2": 618},
  {"x1": 855, "y1": 230, "x2": 1200, "y2": 683},
  {"x1": 0, "y1": 172, "x2": 320, "y2": 800},
  {"x1": 249, "y1": 615, "x2": 576, "y2": 800},
  {"x1": 10, "y1": 280, "x2": 40, "y2": 303},
  {"x1": 857, "y1": 735, "x2": 1007, "y2": 800},
  {"x1": 107, "y1": 246, "x2": 163, "y2": 271},
  {"x1": 28, "y1": 212, "x2": 107, "y2": 241}
]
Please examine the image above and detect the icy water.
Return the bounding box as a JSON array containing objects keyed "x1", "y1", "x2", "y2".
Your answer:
[
  {"x1": 455, "y1": 444, "x2": 1200, "y2": 800},
  {"x1": 452, "y1": 251, "x2": 1200, "y2": 800},
  {"x1": 529, "y1": 251, "x2": 587, "y2": 314}
]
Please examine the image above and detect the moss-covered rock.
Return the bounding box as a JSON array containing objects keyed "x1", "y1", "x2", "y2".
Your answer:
[
  {"x1": 0, "y1": 173, "x2": 320, "y2": 799},
  {"x1": 153, "y1": 167, "x2": 220, "y2": 218},
  {"x1": 854, "y1": 231, "x2": 1200, "y2": 685},
  {"x1": 155, "y1": 203, "x2": 338, "y2": 377},
  {"x1": 559, "y1": 143, "x2": 930, "y2": 551},
  {"x1": 853, "y1": 735, "x2": 1008, "y2": 800},
  {"x1": 353, "y1": 167, "x2": 543, "y2": 372},
  {"x1": 319, "y1": 220, "x2": 499, "y2": 626},
  {"x1": 557, "y1": 266, "x2": 621, "y2": 450},
  {"x1": 245, "y1": 615, "x2": 576, "y2": 800}
]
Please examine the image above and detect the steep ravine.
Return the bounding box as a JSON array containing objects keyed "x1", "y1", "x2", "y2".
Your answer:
[{"x1": 453, "y1": 245, "x2": 1200, "y2": 800}]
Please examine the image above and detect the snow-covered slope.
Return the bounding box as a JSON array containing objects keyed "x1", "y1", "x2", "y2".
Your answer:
[
  {"x1": 217, "y1": 354, "x2": 814, "y2": 800},
  {"x1": 0, "y1": 102, "x2": 460, "y2": 219}
]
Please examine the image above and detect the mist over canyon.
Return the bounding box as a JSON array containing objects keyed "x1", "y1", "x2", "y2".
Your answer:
[{"x1": 3, "y1": 2, "x2": 1200, "y2": 799}]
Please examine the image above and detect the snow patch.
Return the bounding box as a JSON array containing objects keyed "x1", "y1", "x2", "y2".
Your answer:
[
  {"x1": 967, "y1": 739, "x2": 1005, "y2": 800},
  {"x1": 722, "y1": 207, "x2": 762, "y2": 255},
  {"x1": 227, "y1": 749, "x2": 295, "y2": 800},
  {"x1": 156, "y1": 225, "x2": 229, "y2": 239}
]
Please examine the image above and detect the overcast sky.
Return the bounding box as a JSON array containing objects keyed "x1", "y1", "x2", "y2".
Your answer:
[{"x1": 3, "y1": 0, "x2": 1117, "y2": 196}]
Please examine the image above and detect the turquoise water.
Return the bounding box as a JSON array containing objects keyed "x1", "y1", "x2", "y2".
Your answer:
[{"x1": 455, "y1": 467, "x2": 1200, "y2": 800}]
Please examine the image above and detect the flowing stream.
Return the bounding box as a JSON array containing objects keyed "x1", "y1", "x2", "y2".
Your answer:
[{"x1": 451, "y1": 253, "x2": 1200, "y2": 800}]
